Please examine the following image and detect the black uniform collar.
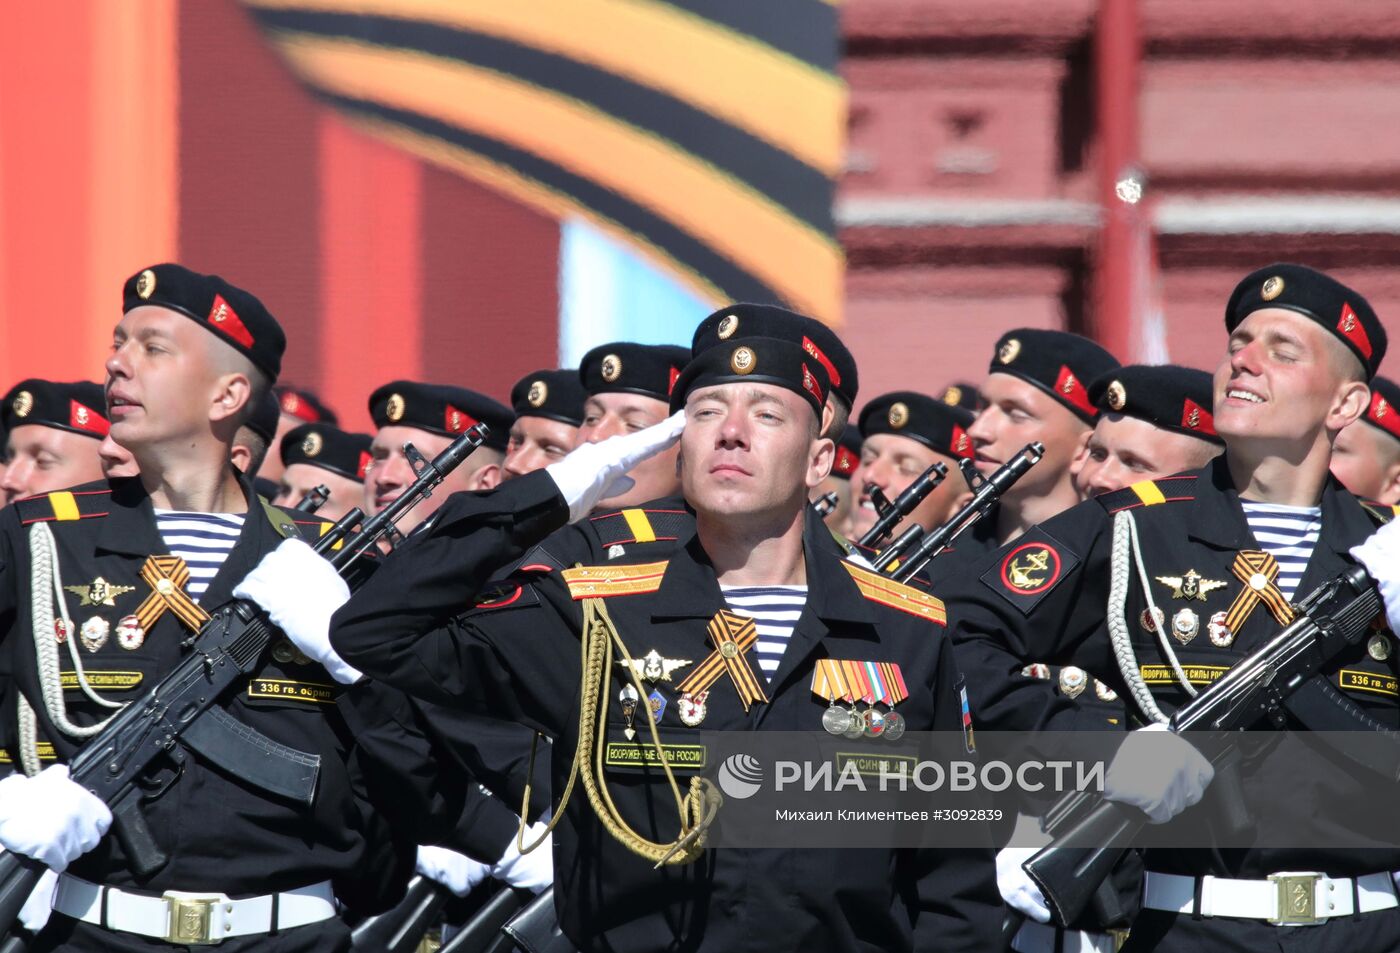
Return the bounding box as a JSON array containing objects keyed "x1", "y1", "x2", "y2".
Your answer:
[
  {"x1": 96, "y1": 470, "x2": 278, "y2": 607},
  {"x1": 1185, "y1": 453, "x2": 1374, "y2": 592},
  {"x1": 648, "y1": 505, "x2": 872, "y2": 625}
]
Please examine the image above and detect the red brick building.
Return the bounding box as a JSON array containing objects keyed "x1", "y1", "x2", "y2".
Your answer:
[{"x1": 840, "y1": 0, "x2": 1400, "y2": 398}]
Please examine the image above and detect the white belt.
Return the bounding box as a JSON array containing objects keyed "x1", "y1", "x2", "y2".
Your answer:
[
  {"x1": 1143, "y1": 870, "x2": 1399, "y2": 926},
  {"x1": 53, "y1": 873, "x2": 337, "y2": 945},
  {"x1": 1012, "y1": 920, "x2": 1120, "y2": 953}
]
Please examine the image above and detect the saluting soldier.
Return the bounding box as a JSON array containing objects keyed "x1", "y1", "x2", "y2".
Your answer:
[
  {"x1": 503, "y1": 368, "x2": 586, "y2": 481},
  {"x1": 963, "y1": 330, "x2": 1121, "y2": 555},
  {"x1": 944, "y1": 264, "x2": 1400, "y2": 951},
  {"x1": 263, "y1": 334, "x2": 1001, "y2": 951},
  {"x1": 272, "y1": 423, "x2": 373, "y2": 521},
  {"x1": 363, "y1": 382, "x2": 513, "y2": 538},
  {"x1": 0, "y1": 263, "x2": 411, "y2": 951},
  {"x1": 1331, "y1": 375, "x2": 1400, "y2": 504},
  {"x1": 0, "y1": 381, "x2": 109, "y2": 506},
  {"x1": 690, "y1": 302, "x2": 859, "y2": 439}
]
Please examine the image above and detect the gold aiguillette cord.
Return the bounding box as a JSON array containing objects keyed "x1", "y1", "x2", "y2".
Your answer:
[{"x1": 518, "y1": 589, "x2": 721, "y2": 867}]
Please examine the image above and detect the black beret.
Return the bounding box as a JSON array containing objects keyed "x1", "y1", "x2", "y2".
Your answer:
[
  {"x1": 1361, "y1": 376, "x2": 1400, "y2": 445},
  {"x1": 938, "y1": 381, "x2": 985, "y2": 413},
  {"x1": 670, "y1": 337, "x2": 829, "y2": 417},
  {"x1": 1225, "y1": 263, "x2": 1387, "y2": 379},
  {"x1": 691, "y1": 303, "x2": 858, "y2": 407},
  {"x1": 281, "y1": 423, "x2": 373, "y2": 482},
  {"x1": 832, "y1": 424, "x2": 862, "y2": 480},
  {"x1": 510, "y1": 369, "x2": 586, "y2": 427},
  {"x1": 1088, "y1": 365, "x2": 1223, "y2": 446},
  {"x1": 988, "y1": 328, "x2": 1120, "y2": 424},
  {"x1": 858, "y1": 391, "x2": 976, "y2": 461},
  {"x1": 579, "y1": 343, "x2": 689, "y2": 403},
  {"x1": 122, "y1": 264, "x2": 285, "y2": 381},
  {"x1": 2, "y1": 380, "x2": 109, "y2": 439},
  {"x1": 367, "y1": 380, "x2": 513, "y2": 452},
  {"x1": 275, "y1": 386, "x2": 338, "y2": 425},
  {"x1": 244, "y1": 390, "x2": 281, "y2": 445}
]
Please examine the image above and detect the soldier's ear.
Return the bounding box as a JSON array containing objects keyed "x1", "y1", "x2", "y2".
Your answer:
[
  {"x1": 806, "y1": 436, "x2": 835, "y2": 490},
  {"x1": 1328, "y1": 381, "x2": 1370, "y2": 434},
  {"x1": 209, "y1": 372, "x2": 251, "y2": 424}
]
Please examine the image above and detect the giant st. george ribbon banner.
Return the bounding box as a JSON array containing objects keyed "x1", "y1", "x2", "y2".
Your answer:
[{"x1": 242, "y1": 0, "x2": 846, "y2": 323}]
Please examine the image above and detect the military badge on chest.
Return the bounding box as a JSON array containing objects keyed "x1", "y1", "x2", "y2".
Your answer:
[{"x1": 615, "y1": 649, "x2": 693, "y2": 736}]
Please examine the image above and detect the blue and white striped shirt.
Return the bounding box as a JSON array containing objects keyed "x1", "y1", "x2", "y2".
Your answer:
[
  {"x1": 720, "y1": 585, "x2": 808, "y2": 683},
  {"x1": 154, "y1": 510, "x2": 245, "y2": 602},
  {"x1": 1241, "y1": 501, "x2": 1321, "y2": 601}
]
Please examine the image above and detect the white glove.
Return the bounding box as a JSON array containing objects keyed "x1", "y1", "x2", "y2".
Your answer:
[
  {"x1": 546, "y1": 411, "x2": 685, "y2": 522},
  {"x1": 19, "y1": 867, "x2": 58, "y2": 933},
  {"x1": 234, "y1": 538, "x2": 362, "y2": 684},
  {"x1": 1103, "y1": 723, "x2": 1214, "y2": 824},
  {"x1": 416, "y1": 845, "x2": 489, "y2": 898},
  {"x1": 491, "y1": 820, "x2": 554, "y2": 894},
  {"x1": 0, "y1": 766, "x2": 112, "y2": 871},
  {"x1": 996, "y1": 845, "x2": 1051, "y2": 923},
  {"x1": 1351, "y1": 520, "x2": 1400, "y2": 633}
]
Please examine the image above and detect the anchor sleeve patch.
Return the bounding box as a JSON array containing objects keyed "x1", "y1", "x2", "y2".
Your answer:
[{"x1": 980, "y1": 528, "x2": 1080, "y2": 616}]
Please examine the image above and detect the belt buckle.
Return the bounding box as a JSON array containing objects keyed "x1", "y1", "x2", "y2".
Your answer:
[
  {"x1": 1269, "y1": 872, "x2": 1323, "y2": 925},
  {"x1": 163, "y1": 892, "x2": 224, "y2": 945}
]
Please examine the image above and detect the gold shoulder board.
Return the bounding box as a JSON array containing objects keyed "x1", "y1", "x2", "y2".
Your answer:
[{"x1": 563, "y1": 561, "x2": 669, "y2": 600}]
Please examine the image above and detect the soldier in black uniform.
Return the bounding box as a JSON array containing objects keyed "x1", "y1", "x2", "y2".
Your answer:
[
  {"x1": 308, "y1": 336, "x2": 1001, "y2": 953},
  {"x1": 0, "y1": 263, "x2": 411, "y2": 951},
  {"x1": 962, "y1": 329, "x2": 1120, "y2": 558},
  {"x1": 846, "y1": 392, "x2": 977, "y2": 567},
  {"x1": 257, "y1": 385, "x2": 339, "y2": 485},
  {"x1": 1331, "y1": 375, "x2": 1400, "y2": 505},
  {"x1": 1002, "y1": 365, "x2": 1225, "y2": 953},
  {"x1": 1072, "y1": 365, "x2": 1224, "y2": 502},
  {"x1": 503, "y1": 368, "x2": 586, "y2": 481},
  {"x1": 811, "y1": 424, "x2": 861, "y2": 534},
  {"x1": 363, "y1": 381, "x2": 513, "y2": 537},
  {"x1": 690, "y1": 302, "x2": 859, "y2": 440},
  {"x1": 939, "y1": 382, "x2": 986, "y2": 415},
  {"x1": 944, "y1": 263, "x2": 1400, "y2": 950},
  {"x1": 0, "y1": 380, "x2": 109, "y2": 506},
  {"x1": 271, "y1": 423, "x2": 373, "y2": 521},
  {"x1": 0, "y1": 383, "x2": 112, "y2": 784}
]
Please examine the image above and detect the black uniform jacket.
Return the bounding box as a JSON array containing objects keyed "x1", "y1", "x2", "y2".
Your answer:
[
  {"x1": 941, "y1": 455, "x2": 1400, "y2": 878},
  {"x1": 332, "y1": 471, "x2": 1001, "y2": 953},
  {"x1": 0, "y1": 475, "x2": 409, "y2": 908}
]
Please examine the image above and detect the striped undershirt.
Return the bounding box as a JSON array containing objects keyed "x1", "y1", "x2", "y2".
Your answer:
[
  {"x1": 720, "y1": 585, "x2": 808, "y2": 683},
  {"x1": 154, "y1": 510, "x2": 245, "y2": 602},
  {"x1": 1240, "y1": 501, "x2": 1321, "y2": 601}
]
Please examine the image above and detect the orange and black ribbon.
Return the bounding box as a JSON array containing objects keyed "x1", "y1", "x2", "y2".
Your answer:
[
  {"x1": 136, "y1": 556, "x2": 211, "y2": 634},
  {"x1": 675, "y1": 611, "x2": 769, "y2": 712},
  {"x1": 1224, "y1": 550, "x2": 1295, "y2": 634}
]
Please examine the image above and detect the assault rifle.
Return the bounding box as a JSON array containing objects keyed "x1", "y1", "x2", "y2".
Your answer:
[
  {"x1": 0, "y1": 424, "x2": 491, "y2": 937},
  {"x1": 1022, "y1": 563, "x2": 1388, "y2": 925},
  {"x1": 880, "y1": 444, "x2": 1044, "y2": 582},
  {"x1": 293, "y1": 484, "x2": 331, "y2": 514},
  {"x1": 857, "y1": 462, "x2": 947, "y2": 550}
]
